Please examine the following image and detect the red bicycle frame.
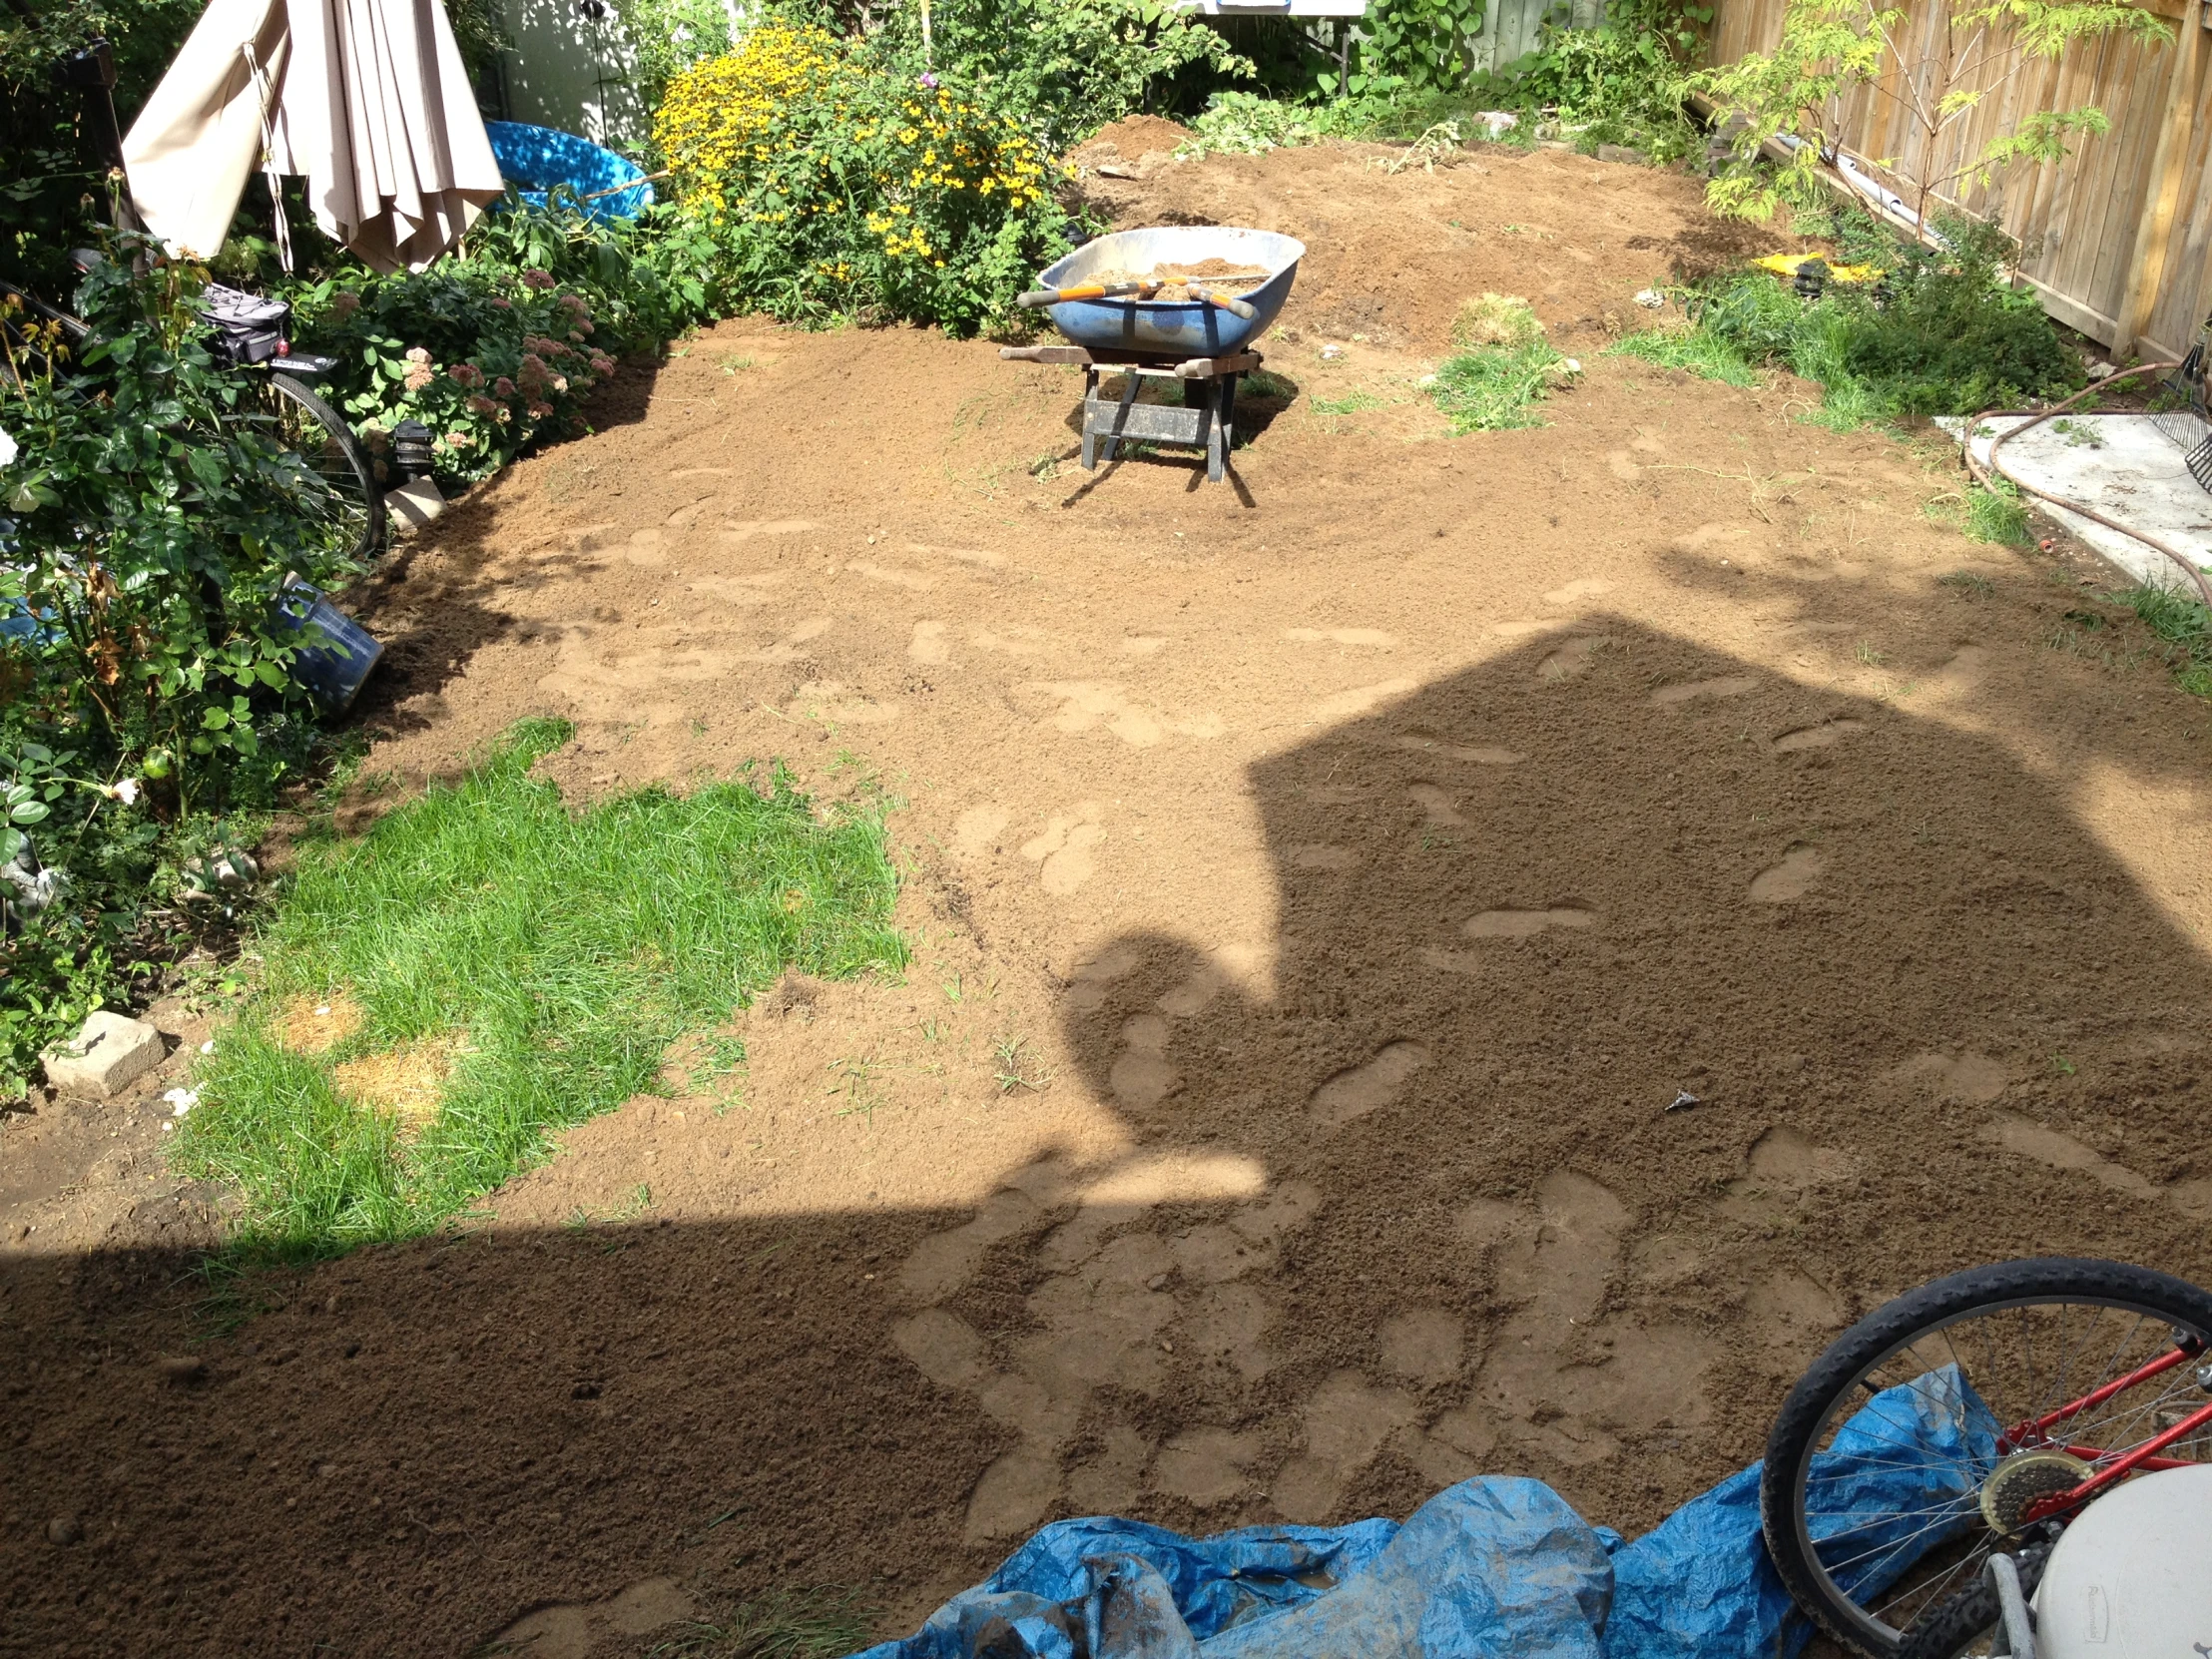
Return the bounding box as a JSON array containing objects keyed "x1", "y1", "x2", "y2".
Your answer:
[{"x1": 1993, "y1": 1338, "x2": 2212, "y2": 1523}]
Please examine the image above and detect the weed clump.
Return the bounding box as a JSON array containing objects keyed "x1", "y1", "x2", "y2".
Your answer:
[{"x1": 1610, "y1": 213, "x2": 2083, "y2": 426}]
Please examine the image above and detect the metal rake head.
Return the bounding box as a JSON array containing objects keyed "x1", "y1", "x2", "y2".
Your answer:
[{"x1": 2189, "y1": 434, "x2": 2212, "y2": 494}]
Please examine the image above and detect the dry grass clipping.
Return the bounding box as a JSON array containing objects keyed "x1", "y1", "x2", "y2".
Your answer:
[
  {"x1": 332, "y1": 1034, "x2": 466, "y2": 1131},
  {"x1": 1451, "y1": 292, "x2": 1546, "y2": 349},
  {"x1": 275, "y1": 992, "x2": 366, "y2": 1054}
]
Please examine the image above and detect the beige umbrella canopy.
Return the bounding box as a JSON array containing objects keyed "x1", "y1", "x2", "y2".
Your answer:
[{"x1": 122, "y1": 0, "x2": 504, "y2": 273}]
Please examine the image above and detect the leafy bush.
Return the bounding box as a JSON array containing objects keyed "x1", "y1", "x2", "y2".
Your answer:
[
  {"x1": 1499, "y1": 25, "x2": 1700, "y2": 162},
  {"x1": 654, "y1": 25, "x2": 1078, "y2": 333},
  {"x1": 1177, "y1": 89, "x2": 1337, "y2": 157},
  {"x1": 1351, "y1": 0, "x2": 1486, "y2": 97},
  {"x1": 1653, "y1": 217, "x2": 2083, "y2": 424},
  {"x1": 863, "y1": 0, "x2": 1249, "y2": 153},
  {"x1": 2, "y1": 239, "x2": 357, "y2": 1096},
  {"x1": 277, "y1": 195, "x2": 709, "y2": 490}
]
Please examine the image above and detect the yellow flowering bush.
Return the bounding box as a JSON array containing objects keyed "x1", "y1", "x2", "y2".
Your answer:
[{"x1": 654, "y1": 27, "x2": 1080, "y2": 333}]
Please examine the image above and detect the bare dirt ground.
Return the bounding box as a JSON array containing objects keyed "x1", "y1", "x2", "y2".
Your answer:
[{"x1": 7, "y1": 130, "x2": 2212, "y2": 1658}]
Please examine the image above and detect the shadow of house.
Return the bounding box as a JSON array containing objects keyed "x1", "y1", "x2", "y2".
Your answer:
[{"x1": 5, "y1": 619, "x2": 2211, "y2": 1656}]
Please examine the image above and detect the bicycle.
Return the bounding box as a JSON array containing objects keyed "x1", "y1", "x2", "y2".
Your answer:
[
  {"x1": 0, "y1": 257, "x2": 384, "y2": 564},
  {"x1": 1760, "y1": 1256, "x2": 2212, "y2": 1657}
]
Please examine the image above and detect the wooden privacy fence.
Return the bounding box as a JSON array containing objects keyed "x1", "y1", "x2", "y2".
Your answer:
[{"x1": 1704, "y1": 0, "x2": 2211, "y2": 360}]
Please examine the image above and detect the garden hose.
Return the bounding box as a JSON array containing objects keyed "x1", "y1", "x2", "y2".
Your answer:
[{"x1": 1961, "y1": 362, "x2": 2212, "y2": 610}]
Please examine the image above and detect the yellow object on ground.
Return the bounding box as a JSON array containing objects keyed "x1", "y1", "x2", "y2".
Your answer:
[{"x1": 1752, "y1": 253, "x2": 1884, "y2": 283}]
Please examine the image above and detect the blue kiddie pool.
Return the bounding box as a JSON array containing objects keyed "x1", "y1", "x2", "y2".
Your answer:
[{"x1": 485, "y1": 121, "x2": 656, "y2": 223}]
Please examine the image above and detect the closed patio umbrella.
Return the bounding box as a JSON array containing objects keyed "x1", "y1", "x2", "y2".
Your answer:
[{"x1": 121, "y1": 0, "x2": 503, "y2": 273}]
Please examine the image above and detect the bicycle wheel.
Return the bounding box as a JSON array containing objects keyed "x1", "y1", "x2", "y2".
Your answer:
[
  {"x1": 1759, "y1": 1257, "x2": 2212, "y2": 1658},
  {"x1": 247, "y1": 372, "x2": 385, "y2": 565},
  {"x1": 1895, "y1": 1542, "x2": 2048, "y2": 1659}
]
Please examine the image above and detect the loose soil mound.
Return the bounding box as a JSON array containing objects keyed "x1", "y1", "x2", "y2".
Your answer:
[{"x1": 4, "y1": 138, "x2": 2204, "y2": 1658}]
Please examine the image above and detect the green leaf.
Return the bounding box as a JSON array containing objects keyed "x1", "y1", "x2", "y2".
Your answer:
[
  {"x1": 9, "y1": 800, "x2": 50, "y2": 826},
  {"x1": 202, "y1": 706, "x2": 231, "y2": 730}
]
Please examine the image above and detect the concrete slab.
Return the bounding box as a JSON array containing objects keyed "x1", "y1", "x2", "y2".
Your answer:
[
  {"x1": 41, "y1": 1011, "x2": 166, "y2": 1098},
  {"x1": 1940, "y1": 414, "x2": 2212, "y2": 593}
]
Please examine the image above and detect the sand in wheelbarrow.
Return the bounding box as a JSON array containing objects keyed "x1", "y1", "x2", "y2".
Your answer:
[{"x1": 1084, "y1": 257, "x2": 1273, "y2": 300}]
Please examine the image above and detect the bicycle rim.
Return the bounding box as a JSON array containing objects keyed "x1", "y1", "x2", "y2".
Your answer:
[
  {"x1": 1788, "y1": 1290, "x2": 2212, "y2": 1652},
  {"x1": 252, "y1": 374, "x2": 383, "y2": 563}
]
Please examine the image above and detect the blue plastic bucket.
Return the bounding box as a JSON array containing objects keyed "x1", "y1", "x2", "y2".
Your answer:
[
  {"x1": 276, "y1": 582, "x2": 381, "y2": 711},
  {"x1": 485, "y1": 121, "x2": 656, "y2": 223}
]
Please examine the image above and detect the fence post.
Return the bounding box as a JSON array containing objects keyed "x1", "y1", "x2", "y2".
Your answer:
[{"x1": 2116, "y1": 0, "x2": 2204, "y2": 359}]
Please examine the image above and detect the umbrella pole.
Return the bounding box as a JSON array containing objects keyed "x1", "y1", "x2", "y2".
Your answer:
[{"x1": 60, "y1": 38, "x2": 145, "y2": 233}]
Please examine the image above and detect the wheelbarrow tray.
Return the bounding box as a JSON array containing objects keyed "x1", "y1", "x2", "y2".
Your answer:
[{"x1": 1036, "y1": 226, "x2": 1304, "y2": 356}]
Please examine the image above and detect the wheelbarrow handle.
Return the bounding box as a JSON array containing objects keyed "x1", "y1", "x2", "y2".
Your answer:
[
  {"x1": 1017, "y1": 282, "x2": 1155, "y2": 307},
  {"x1": 1187, "y1": 284, "x2": 1259, "y2": 320}
]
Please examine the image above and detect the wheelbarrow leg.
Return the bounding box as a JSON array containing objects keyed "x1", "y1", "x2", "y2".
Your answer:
[
  {"x1": 1081, "y1": 366, "x2": 1100, "y2": 471},
  {"x1": 1099, "y1": 370, "x2": 1141, "y2": 465},
  {"x1": 1206, "y1": 375, "x2": 1233, "y2": 483}
]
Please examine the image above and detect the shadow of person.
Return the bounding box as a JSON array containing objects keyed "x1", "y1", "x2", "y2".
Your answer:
[{"x1": 1030, "y1": 611, "x2": 2212, "y2": 1544}]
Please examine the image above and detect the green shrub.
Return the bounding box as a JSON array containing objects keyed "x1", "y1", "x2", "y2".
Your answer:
[
  {"x1": 654, "y1": 25, "x2": 1080, "y2": 334},
  {"x1": 1665, "y1": 217, "x2": 2083, "y2": 426},
  {"x1": 1350, "y1": 0, "x2": 1487, "y2": 97},
  {"x1": 3, "y1": 238, "x2": 356, "y2": 1096},
  {"x1": 864, "y1": 0, "x2": 1250, "y2": 153},
  {"x1": 278, "y1": 194, "x2": 708, "y2": 490},
  {"x1": 1177, "y1": 89, "x2": 1336, "y2": 157},
  {"x1": 1497, "y1": 25, "x2": 1701, "y2": 163}
]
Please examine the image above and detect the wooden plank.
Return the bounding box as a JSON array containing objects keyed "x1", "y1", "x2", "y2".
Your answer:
[{"x1": 2117, "y1": 0, "x2": 2204, "y2": 354}]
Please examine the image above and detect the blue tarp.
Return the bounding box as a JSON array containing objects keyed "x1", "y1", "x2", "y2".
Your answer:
[
  {"x1": 484, "y1": 121, "x2": 655, "y2": 223},
  {"x1": 854, "y1": 1371, "x2": 1996, "y2": 1659}
]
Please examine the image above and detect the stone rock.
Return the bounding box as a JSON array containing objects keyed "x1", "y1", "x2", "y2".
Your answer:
[
  {"x1": 384, "y1": 476, "x2": 447, "y2": 533},
  {"x1": 41, "y1": 1011, "x2": 165, "y2": 1098},
  {"x1": 46, "y1": 1514, "x2": 82, "y2": 1546},
  {"x1": 155, "y1": 1354, "x2": 207, "y2": 1384},
  {"x1": 1596, "y1": 144, "x2": 1650, "y2": 166}
]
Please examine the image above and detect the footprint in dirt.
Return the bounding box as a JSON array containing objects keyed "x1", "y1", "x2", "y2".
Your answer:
[
  {"x1": 1285, "y1": 627, "x2": 1399, "y2": 648},
  {"x1": 1649, "y1": 675, "x2": 1757, "y2": 707},
  {"x1": 887, "y1": 1157, "x2": 1312, "y2": 1539},
  {"x1": 1771, "y1": 718, "x2": 1867, "y2": 754},
  {"x1": 1719, "y1": 1125, "x2": 1856, "y2": 1226},
  {"x1": 1022, "y1": 682, "x2": 1224, "y2": 748},
  {"x1": 1309, "y1": 679, "x2": 1419, "y2": 723},
  {"x1": 1749, "y1": 845, "x2": 1825, "y2": 902},
  {"x1": 1460, "y1": 906, "x2": 1596, "y2": 939},
  {"x1": 909, "y1": 621, "x2": 950, "y2": 665},
  {"x1": 1541, "y1": 577, "x2": 1614, "y2": 608},
  {"x1": 1434, "y1": 1171, "x2": 1715, "y2": 1471},
  {"x1": 1309, "y1": 1041, "x2": 1431, "y2": 1132},
  {"x1": 1407, "y1": 785, "x2": 1465, "y2": 828},
  {"x1": 1981, "y1": 1113, "x2": 2212, "y2": 1216},
  {"x1": 1021, "y1": 806, "x2": 1106, "y2": 895},
  {"x1": 1535, "y1": 637, "x2": 1606, "y2": 683}
]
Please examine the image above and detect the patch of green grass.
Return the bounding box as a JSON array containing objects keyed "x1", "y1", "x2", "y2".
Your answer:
[
  {"x1": 1243, "y1": 368, "x2": 1298, "y2": 401},
  {"x1": 646, "y1": 1586, "x2": 871, "y2": 1659},
  {"x1": 1606, "y1": 326, "x2": 1758, "y2": 387},
  {"x1": 176, "y1": 720, "x2": 908, "y2": 1262},
  {"x1": 2118, "y1": 582, "x2": 2212, "y2": 699},
  {"x1": 1936, "y1": 569, "x2": 1995, "y2": 598},
  {"x1": 1427, "y1": 340, "x2": 1565, "y2": 433},
  {"x1": 1311, "y1": 389, "x2": 1383, "y2": 415}
]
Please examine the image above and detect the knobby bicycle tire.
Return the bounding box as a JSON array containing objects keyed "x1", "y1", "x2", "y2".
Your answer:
[
  {"x1": 1759, "y1": 1257, "x2": 2212, "y2": 1658},
  {"x1": 1896, "y1": 1542, "x2": 2049, "y2": 1659}
]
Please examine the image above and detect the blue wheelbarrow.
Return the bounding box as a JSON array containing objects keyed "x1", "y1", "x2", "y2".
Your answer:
[{"x1": 999, "y1": 226, "x2": 1305, "y2": 482}]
